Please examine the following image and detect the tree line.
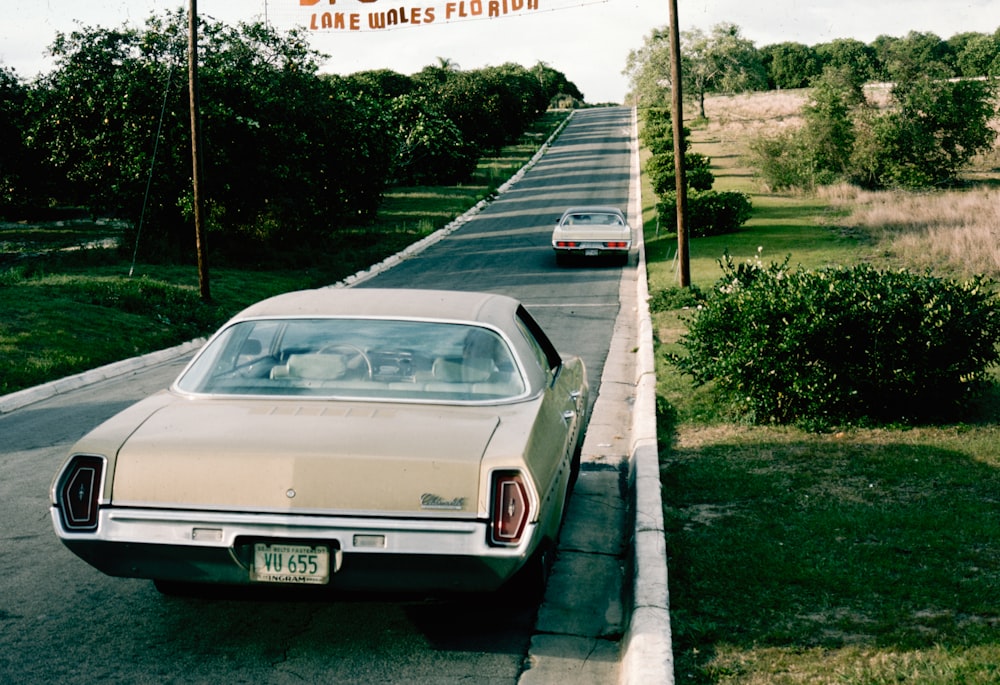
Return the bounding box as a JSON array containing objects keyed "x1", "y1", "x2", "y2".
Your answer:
[
  {"x1": 0, "y1": 10, "x2": 584, "y2": 263},
  {"x1": 626, "y1": 23, "x2": 1000, "y2": 114},
  {"x1": 626, "y1": 23, "x2": 998, "y2": 192}
]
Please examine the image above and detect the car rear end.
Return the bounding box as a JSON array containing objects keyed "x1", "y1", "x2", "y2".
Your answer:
[
  {"x1": 51, "y1": 398, "x2": 548, "y2": 593},
  {"x1": 551, "y1": 206, "x2": 632, "y2": 264}
]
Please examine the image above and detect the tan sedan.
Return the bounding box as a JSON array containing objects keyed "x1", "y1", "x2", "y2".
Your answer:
[
  {"x1": 51, "y1": 288, "x2": 588, "y2": 597},
  {"x1": 551, "y1": 205, "x2": 632, "y2": 265}
]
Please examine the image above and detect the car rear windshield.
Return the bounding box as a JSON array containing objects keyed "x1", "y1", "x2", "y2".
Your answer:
[
  {"x1": 175, "y1": 318, "x2": 527, "y2": 402},
  {"x1": 563, "y1": 212, "x2": 624, "y2": 226}
]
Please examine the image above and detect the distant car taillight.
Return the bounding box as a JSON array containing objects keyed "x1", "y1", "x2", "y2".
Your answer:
[
  {"x1": 555, "y1": 241, "x2": 580, "y2": 248},
  {"x1": 55, "y1": 455, "x2": 104, "y2": 531},
  {"x1": 489, "y1": 471, "x2": 531, "y2": 546},
  {"x1": 604, "y1": 241, "x2": 629, "y2": 248}
]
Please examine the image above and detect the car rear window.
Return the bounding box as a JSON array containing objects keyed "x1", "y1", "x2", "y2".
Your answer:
[
  {"x1": 175, "y1": 318, "x2": 527, "y2": 402},
  {"x1": 563, "y1": 212, "x2": 623, "y2": 226}
]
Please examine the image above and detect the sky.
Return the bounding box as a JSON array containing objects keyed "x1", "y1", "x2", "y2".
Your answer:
[{"x1": 2, "y1": 1, "x2": 998, "y2": 104}]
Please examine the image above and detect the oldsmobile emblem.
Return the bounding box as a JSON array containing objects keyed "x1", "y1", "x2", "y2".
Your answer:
[{"x1": 421, "y1": 493, "x2": 465, "y2": 510}]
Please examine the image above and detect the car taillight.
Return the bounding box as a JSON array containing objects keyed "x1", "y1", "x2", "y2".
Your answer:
[
  {"x1": 555, "y1": 241, "x2": 579, "y2": 248},
  {"x1": 489, "y1": 471, "x2": 530, "y2": 546},
  {"x1": 604, "y1": 241, "x2": 628, "y2": 248},
  {"x1": 55, "y1": 455, "x2": 104, "y2": 531}
]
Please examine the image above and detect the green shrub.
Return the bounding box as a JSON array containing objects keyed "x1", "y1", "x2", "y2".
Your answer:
[
  {"x1": 645, "y1": 151, "x2": 715, "y2": 196},
  {"x1": 657, "y1": 190, "x2": 752, "y2": 237},
  {"x1": 669, "y1": 252, "x2": 1000, "y2": 427},
  {"x1": 748, "y1": 124, "x2": 849, "y2": 191},
  {"x1": 640, "y1": 108, "x2": 701, "y2": 158},
  {"x1": 746, "y1": 129, "x2": 816, "y2": 190}
]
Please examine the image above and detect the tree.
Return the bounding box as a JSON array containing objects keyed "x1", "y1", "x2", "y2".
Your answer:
[
  {"x1": 799, "y1": 66, "x2": 864, "y2": 181},
  {"x1": 386, "y1": 93, "x2": 476, "y2": 185},
  {"x1": 29, "y1": 20, "x2": 184, "y2": 223},
  {"x1": 751, "y1": 61, "x2": 998, "y2": 192},
  {"x1": 484, "y1": 63, "x2": 549, "y2": 141},
  {"x1": 954, "y1": 32, "x2": 1000, "y2": 77},
  {"x1": 328, "y1": 68, "x2": 482, "y2": 186},
  {"x1": 685, "y1": 23, "x2": 767, "y2": 117},
  {"x1": 851, "y1": 76, "x2": 998, "y2": 189},
  {"x1": 170, "y1": 15, "x2": 396, "y2": 253},
  {"x1": 17, "y1": 11, "x2": 568, "y2": 262},
  {"x1": 759, "y1": 42, "x2": 822, "y2": 90},
  {"x1": 880, "y1": 31, "x2": 953, "y2": 82},
  {"x1": 532, "y1": 61, "x2": 584, "y2": 107},
  {"x1": 414, "y1": 57, "x2": 460, "y2": 86},
  {"x1": 625, "y1": 23, "x2": 767, "y2": 118},
  {"x1": 813, "y1": 38, "x2": 878, "y2": 86},
  {"x1": 329, "y1": 69, "x2": 415, "y2": 98},
  {"x1": 422, "y1": 64, "x2": 544, "y2": 157},
  {"x1": 27, "y1": 11, "x2": 396, "y2": 261},
  {"x1": 623, "y1": 27, "x2": 672, "y2": 108},
  {"x1": 0, "y1": 65, "x2": 41, "y2": 213},
  {"x1": 869, "y1": 34, "x2": 900, "y2": 81}
]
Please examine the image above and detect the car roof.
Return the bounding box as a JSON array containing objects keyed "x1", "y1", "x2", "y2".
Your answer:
[
  {"x1": 559, "y1": 206, "x2": 626, "y2": 219},
  {"x1": 232, "y1": 288, "x2": 522, "y2": 328}
]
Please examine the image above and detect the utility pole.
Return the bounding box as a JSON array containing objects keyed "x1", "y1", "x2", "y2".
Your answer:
[
  {"x1": 189, "y1": 0, "x2": 211, "y2": 302},
  {"x1": 668, "y1": 0, "x2": 690, "y2": 287}
]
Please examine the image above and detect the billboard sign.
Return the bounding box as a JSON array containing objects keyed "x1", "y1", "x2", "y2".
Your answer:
[{"x1": 295, "y1": 0, "x2": 541, "y2": 32}]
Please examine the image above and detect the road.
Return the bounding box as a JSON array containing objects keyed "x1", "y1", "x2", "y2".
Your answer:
[
  {"x1": 356, "y1": 105, "x2": 633, "y2": 387},
  {"x1": 0, "y1": 106, "x2": 635, "y2": 684}
]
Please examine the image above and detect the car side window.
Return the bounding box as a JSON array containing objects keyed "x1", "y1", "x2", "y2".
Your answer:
[{"x1": 515, "y1": 306, "x2": 562, "y2": 376}]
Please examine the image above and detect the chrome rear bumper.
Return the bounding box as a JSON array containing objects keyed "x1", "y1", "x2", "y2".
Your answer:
[{"x1": 53, "y1": 506, "x2": 535, "y2": 592}]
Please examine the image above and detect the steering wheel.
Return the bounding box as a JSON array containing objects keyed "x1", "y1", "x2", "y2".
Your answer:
[{"x1": 318, "y1": 343, "x2": 373, "y2": 379}]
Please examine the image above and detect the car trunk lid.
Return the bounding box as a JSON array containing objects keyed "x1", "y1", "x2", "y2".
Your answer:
[{"x1": 111, "y1": 400, "x2": 497, "y2": 516}]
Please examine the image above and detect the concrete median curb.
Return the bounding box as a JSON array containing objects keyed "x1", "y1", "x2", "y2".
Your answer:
[
  {"x1": 618, "y1": 104, "x2": 674, "y2": 685},
  {"x1": 0, "y1": 338, "x2": 205, "y2": 415}
]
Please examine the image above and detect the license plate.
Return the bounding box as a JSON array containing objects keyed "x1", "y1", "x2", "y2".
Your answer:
[
  {"x1": 252, "y1": 543, "x2": 331, "y2": 584},
  {"x1": 585, "y1": 249, "x2": 600, "y2": 256}
]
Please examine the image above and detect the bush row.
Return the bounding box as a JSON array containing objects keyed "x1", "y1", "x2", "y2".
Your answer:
[
  {"x1": 641, "y1": 108, "x2": 752, "y2": 236},
  {"x1": 0, "y1": 11, "x2": 585, "y2": 264},
  {"x1": 666, "y1": 252, "x2": 1000, "y2": 428}
]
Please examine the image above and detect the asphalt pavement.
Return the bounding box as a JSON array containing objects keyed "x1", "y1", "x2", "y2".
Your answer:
[{"x1": 0, "y1": 107, "x2": 674, "y2": 685}]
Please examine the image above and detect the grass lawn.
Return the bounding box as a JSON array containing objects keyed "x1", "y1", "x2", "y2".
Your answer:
[{"x1": 649, "y1": 102, "x2": 1000, "y2": 683}]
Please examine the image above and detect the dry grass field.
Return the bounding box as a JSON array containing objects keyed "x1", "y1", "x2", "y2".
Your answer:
[
  {"x1": 694, "y1": 88, "x2": 1000, "y2": 280},
  {"x1": 818, "y1": 183, "x2": 1000, "y2": 278}
]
